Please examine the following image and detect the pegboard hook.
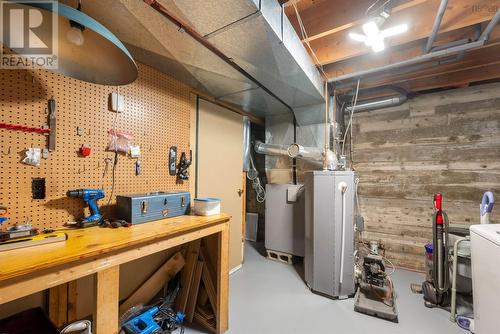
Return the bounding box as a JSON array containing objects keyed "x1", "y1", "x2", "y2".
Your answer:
[
  {"x1": 2, "y1": 146, "x2": 11, "y2": 156},
  {"x1": 78, "y1": 164, "x2": 86, "y2": 174}
]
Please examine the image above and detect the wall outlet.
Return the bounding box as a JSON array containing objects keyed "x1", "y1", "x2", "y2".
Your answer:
[{"x1": 32, "y1": 178, "x2": 46, "y2": 199}]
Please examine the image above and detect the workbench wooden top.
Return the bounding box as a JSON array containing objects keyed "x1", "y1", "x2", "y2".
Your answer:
[{"x1": 0, "y1": 214, "x2": 230, "y2": 282}]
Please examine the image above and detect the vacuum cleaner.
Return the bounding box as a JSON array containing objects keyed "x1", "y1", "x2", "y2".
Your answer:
[{"x1": 422, "y1": 193, "x2": 450, "y2": 307}]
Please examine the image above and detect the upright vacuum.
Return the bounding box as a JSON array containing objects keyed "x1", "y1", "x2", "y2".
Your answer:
[{"x1": 422, "y1": 193, "x2": 450, "y2": 307}]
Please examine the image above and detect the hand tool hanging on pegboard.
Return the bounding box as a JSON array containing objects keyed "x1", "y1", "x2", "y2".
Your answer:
[
  {"x1": 48, "y1": 97, "x2": 56, "y2": 151},
  {"x1": 177, "y1": 150, "x2": 192, "y2": 181}
]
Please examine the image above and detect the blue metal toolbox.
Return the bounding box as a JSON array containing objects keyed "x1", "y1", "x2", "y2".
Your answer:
[{"x1": 116, "y1": 191, "x2": 191, "y2": 225}]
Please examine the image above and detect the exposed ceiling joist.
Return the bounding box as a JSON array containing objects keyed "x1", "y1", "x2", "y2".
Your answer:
[
  {"x1": 325, "y1": 23, "x2": 499, "y2": 78},
  {"x1": 285, "y1": 0, "x2": 500, "y2": 97},
  {"x1": 287, "y1": 0, "x2": 498, "y2": 65},
  {"x1": 318, "y1": 0, "x2": 497, "y2": 65}
]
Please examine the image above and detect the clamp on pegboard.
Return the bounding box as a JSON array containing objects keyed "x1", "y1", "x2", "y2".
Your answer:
[{"x1": 0, "y1": 122, "x2": 51, "y2": 134}]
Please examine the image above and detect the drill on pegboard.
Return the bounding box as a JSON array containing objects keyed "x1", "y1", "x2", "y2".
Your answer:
[{"x1": 67, "y1": 189, "x2": 105, "y2": 227}]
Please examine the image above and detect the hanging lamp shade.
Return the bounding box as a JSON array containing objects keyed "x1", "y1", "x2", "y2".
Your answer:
[{"x1": 7, "y1": 1, "x2": 137, "y2": 85}]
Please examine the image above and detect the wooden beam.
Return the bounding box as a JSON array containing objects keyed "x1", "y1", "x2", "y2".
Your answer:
[
  {"x1": 285, "y1": 0, "x2": 375, "y2": 38},
  {"x1": 177, "y1": 239, "x2": 201, "y2": 314},
  {"x1": 119, "y1": 251, "x2": 185, "y2": 315},
  {"x1": 94, "y1": 266, "x2": 119, "y2": 334},
  {"x1": 185, "y1": 260, "x2": 204, "y2": 323},
  {"x1": 201, "y1": 259, "x2": 217, "y2": 316},
  {"x1": 302, "y1": 0, "x2": 428, "y2": 43},
  {"x1": 194, "y1": 311, "x2": 217, "y2": 334},
  {"x1": 48, "y1": 284, "x2": 68, "y2": 328},
  {"x1": 67, "y1": 281, "x2": 77, "y2": 324},
  {"x1": 325, "y1": 23, "x2": 500, "y2": 92},
  {"x1": 308, "y1": 0, "x2": 497, "y2": 65},
  {"x1": 324, "y1": 23, "x2": 492, "y2": 77},
  {"x1": 404, "y1": 61, "x2": 500, "y2": 92},
  {"x1": 216, "y1": 221, "x2": 229, "y2": 334},
  {"x1": 359, "y1": 44, "x2": 500, "y2": 90}
]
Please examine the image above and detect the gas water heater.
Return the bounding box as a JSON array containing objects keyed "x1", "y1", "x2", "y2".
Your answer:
[{"x1": 304, "y1": 171, "x2": 356, "y2": 299}]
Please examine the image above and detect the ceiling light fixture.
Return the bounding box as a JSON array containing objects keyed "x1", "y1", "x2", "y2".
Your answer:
[
  {"x1": 67, "y1": 0, "x2": 85, "y2": 46},
  {"x1": 349, "y1": 7, "x2": 408, "y2": 53},
  {"x1": 18, "y1": 1, "x2": 138, "y2": 85}
]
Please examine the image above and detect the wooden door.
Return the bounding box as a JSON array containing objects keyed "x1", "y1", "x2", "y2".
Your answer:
[{"x1": 197, "y1": 99, "x2": 244, "y2": 271}]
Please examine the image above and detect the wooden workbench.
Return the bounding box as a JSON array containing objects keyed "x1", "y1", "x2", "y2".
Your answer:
[{"x1": 0, "y1": 214, "x2": 230, "y2": 334}]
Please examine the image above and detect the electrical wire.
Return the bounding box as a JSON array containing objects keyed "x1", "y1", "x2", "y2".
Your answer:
[
  {"x1": 365, "y1": 0, "x2": 393, "y2": 16},
  {"x1": 341, "y1": 79, "x2": 360, "y2": 157},
  {"x1": 247, "y1": 152, "x2": 266, "y2": 203},
  {"x1": 104, "y1": 90, "x2": 120, "y2": 218},
  {"x1": 291, "y1": 2, "x2": 328, "y2": 81}
]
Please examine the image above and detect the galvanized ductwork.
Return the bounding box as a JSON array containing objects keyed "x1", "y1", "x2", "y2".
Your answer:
[
  {"x1": 164, "y1": 0, "x2": 325, "y2": 122},
  {"x1": 255, "y1": 141, "x2": 337, "y2": 169},
  {"x1": 345, "y1": 95, "x2": 408, "y2": 113},
  {"x1": 69, "y1": 0, "x2": 325, "y2": 122}
]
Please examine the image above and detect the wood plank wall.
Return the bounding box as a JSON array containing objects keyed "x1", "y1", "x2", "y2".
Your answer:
[{"x1": 351, "y1": 82, "x2": 500, "y2": 271}]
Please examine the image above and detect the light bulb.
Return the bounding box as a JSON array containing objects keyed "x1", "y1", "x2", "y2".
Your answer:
[
  {"x1": 362, "y1": 21, "x2": 380, "y2": 38},
  {"x1": 67, "y1": 26, "x2": 84, "y2": 46},
  {"x1": 371, "y1": 39, "x2": 385, "y2": 52}
]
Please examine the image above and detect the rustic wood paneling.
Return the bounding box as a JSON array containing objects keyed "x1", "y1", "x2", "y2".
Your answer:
[{"x1": 352, "y1": 83, "x2": 500, "y2": 271}]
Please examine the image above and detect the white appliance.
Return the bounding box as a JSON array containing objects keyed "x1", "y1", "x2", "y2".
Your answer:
[{"x1": 470, "y1": 224, "x2": 500, "y2": 334}]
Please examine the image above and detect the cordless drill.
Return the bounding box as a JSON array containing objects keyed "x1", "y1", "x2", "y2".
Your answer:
[{"x1": 67, "y1": 189, "x2": 105, "y2": 227}]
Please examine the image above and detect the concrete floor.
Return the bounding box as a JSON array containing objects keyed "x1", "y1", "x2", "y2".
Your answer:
[{"x1": 186, "y1": 242, "x2": 465, "y2": 334}]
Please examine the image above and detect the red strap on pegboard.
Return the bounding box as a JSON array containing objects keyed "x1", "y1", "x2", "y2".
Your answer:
[{"x1": 0, "y1": 122, "x2": 51, "y2": 134}]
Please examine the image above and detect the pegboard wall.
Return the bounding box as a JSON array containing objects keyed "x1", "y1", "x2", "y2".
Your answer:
[{"x1": 0, "y1": 63, "x2": 192, "y2": 230}]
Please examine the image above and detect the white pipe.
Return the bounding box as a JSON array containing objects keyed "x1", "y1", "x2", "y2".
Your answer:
[
  {"x1": 450, "y1": 236, "x2": 470, "y2": 322},
  {"x1": 338, "y1": 181, "x2": 348, "y2": 284},
  {"x1": 323, "y1": 82, "x2": 329, "y2": 170}
]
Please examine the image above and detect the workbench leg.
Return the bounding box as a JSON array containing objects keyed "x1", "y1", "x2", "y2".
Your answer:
[
  {"x1": 93, "y1": 266, "x2": 120, "y2": 334},
  {"x1": 216, "y1": 223, "x2": 229, "y2": 334},
  {"x1": 48, "y1": 283, "x2": 68, "y2": 328}
]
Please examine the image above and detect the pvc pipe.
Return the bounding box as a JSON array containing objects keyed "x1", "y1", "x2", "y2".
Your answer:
[{"x1": 450, "y1": 236, "x2": 470, "y2": 322}]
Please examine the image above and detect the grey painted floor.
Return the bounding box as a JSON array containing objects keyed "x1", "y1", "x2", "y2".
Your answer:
[{"x1": 186, "y1": 242, "x2": 465, "y2": 334}]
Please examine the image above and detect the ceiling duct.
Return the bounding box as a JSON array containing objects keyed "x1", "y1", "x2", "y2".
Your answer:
[
  {"x1": 165, "y1": 0, "x2": 325, "y2": 122},
  {"x1": 68, "y1": 0, "x2": 324, "y2": 122}
]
